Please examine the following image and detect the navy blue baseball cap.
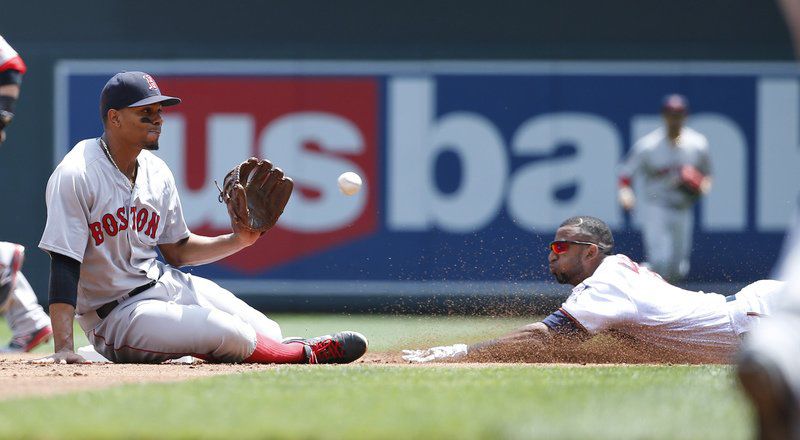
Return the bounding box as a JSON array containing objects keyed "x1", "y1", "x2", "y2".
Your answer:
[
  {"x1": 662, "y1": 94, "x2": 688, "y2": 114},
  {"x1": 100, "y1": 71, "x2": 181, "y2": 119}
]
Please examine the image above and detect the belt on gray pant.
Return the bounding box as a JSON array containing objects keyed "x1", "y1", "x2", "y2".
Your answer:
[{"x1": 96, "y1": 280, "x2": 158, "y2": 319}]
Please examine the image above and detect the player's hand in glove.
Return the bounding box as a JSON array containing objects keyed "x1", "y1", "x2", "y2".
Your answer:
[
  {"x1": 401, "y1": 343, "x2": 469, "y2": 363},
  {"x1": 677, "y1": 164, "x2": 705, "y2": 197},
  {"x1": 219, "y1": 157, "x2": 294, "y2": 235}
]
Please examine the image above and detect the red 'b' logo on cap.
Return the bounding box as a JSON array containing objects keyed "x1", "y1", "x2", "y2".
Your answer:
[{"x1": 143, "y1": 74, "x2": 159, "y2": 91}]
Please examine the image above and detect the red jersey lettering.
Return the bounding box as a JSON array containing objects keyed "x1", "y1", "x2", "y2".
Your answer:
[
  {"x1": 89, "y1": 222, "x2": 104, "y2": 245},
  {"x1": 102, "y1": 213, "x2": 119, "y2": 236},
  {"x1": 116, "y1": 207, "x2": 129, "y2": 231},
  {"x1": 144, "y1": 213, "x2": 160, "y2": 239},
  {"x1": 136, "y1": 209, "x2": 149, "y2": 232},
  {"x1": 89, "y1": 206, "x2": 160, "y2": 246}
]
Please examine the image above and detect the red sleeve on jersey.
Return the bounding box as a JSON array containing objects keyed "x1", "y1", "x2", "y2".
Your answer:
[{"x1": 0, "y1": 56, "x2": 26, "y2": 75}]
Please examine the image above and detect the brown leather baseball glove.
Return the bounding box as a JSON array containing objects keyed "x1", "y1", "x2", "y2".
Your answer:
[
  {"x1": 677, "y1": 164, "x2": 705, "y2": 197},
  {"x1": 218, "y1": 157, "x2": 294, "y2": 232}
]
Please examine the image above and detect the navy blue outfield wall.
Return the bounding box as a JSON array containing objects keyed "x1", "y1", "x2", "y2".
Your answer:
[{"x1": 0, "y1": 0, "x2": 796, "y2": 313}]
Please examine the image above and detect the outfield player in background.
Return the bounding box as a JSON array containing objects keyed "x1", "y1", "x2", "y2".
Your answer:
[
  {"x1": 618, "y1": 95, "x2": 712, "y2": 283},
  {"x1": 0, "y1": 35, "x2": 53, "y2": 352},
  {"x1": 34, "y1": 71, "x2": 367, "y2": 364},
  {"x1": 402, "y1": 216, "x2": 781, "y2": 364}
]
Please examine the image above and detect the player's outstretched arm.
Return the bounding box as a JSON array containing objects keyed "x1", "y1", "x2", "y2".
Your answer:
[
  {"x1": 30, "y1": 303, "x2": 88, "y2": 364},
  {"x1": 161, "y1": 158, "x2": 294, "y2": 268},
  {"x1": 158, "y1": 227, "x2": 259, "y2": 268},
  {"x1": 402, "y1": 322, "x2": 582, "y2": 363},
  {"x1": 158, "y1": 200, "x2": 263, "y2": 267},
  {"x1": 464, "y1": 322, "x2": 564, "y2": 362}
]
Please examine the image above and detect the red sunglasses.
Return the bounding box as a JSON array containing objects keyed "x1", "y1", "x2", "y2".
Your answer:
[{"x1": 548, "y1": 240, "x2": 600, "y2": 255}]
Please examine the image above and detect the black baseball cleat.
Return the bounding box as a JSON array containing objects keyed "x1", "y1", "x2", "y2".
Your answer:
[{"x1": 293, "y1": 331, "x2": 368, "y2": 364}]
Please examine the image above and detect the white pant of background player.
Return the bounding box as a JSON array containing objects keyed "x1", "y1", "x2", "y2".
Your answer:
[
  {"x1": 77, "y1": 261, "x2": 282, "y2": 363},
  {"x1": 0, "y1": 242, "x2": 51, "y2": 345},
  {"x1": 641, "y1": 203, "x2": 693, "y2": 283}
]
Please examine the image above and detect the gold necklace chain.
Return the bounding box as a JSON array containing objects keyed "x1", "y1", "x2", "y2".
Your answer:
[{"x1": 99, "y1": 137, "x2": 136, "y2": 189}]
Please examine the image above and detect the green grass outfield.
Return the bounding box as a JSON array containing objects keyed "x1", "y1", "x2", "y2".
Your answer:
[{"x1": 0, "y1": 314, "x2": 756, "y2": 439}]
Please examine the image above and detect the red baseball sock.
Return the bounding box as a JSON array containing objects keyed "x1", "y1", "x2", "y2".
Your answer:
[{"x1": 243, "y1": 333, "x2": 307, "y2": 364}]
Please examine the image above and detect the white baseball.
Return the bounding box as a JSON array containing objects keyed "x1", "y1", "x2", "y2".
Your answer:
[{"x1": 337, "y1": 171, "x2": 362, "y2": 196}]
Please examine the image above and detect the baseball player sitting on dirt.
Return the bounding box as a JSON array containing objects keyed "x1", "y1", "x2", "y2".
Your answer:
[
  {"x1": 403, "y1": 215, "x2": 782, "y2": 364},
  {"x1": 34, "y1": 71, "x2": 367, "y2": 364}
]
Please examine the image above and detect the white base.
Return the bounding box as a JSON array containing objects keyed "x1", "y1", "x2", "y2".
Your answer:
[{"x1": 76, "y1": 345, "x2": 111, "y2": 362}]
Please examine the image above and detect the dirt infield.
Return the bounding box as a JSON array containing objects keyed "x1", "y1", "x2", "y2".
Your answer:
[
  {"x1": 0, "y1": 355, "x2": 256, "y2": 401},
  {"x1": 0, "y1": 352, "x2": 408, "y2": 401},
  {"x1": 0, "y1": 341, "x2": 712, "y2": 401}
]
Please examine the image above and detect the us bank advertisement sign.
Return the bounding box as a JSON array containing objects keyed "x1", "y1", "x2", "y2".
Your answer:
[{"x1": 55, "y1": 61, "x2": 800, "y2": 295}]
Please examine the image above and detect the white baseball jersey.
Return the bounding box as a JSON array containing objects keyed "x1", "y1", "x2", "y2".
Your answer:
[
  {"x1": 0, "y1": 35, "x2": 26, "y2": 74},
  {"x1": 619, "y1": 126, "x2": 711, "y2": 209},
  {"x1": 40, "y1": 138, "x2": 189, "y2": 314},
  {"x1": 557, "y1": 254, "x2": 781, "y2": 360}
]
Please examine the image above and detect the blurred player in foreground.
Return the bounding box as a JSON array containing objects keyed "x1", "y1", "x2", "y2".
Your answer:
[
  {"x1": 403, "y1": 216, "x2": 781, "y2": 364},
  {"x1": 618, "y1": 94, "x2": 712, "y2": 283},
  {"x1": 736, "y1": 209, "x2": 800, "y2": 439},
  {"x1": 0, "y1": 35, "x2": 53, "y2": 352},
  {"x1": 734, "y1": 2, "x2": 800, "y2": 438},
  {"x1": 35, "y1": 71, "x2": 366, "y2": 364}
]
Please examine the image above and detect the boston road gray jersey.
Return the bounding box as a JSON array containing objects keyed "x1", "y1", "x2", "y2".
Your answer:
[
  {"x1": 39, "y1": 139, "x2": 190, "y2": 314},
  {"x1": 619, "y1": 126, "x2": 711, "y2": 209}
]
